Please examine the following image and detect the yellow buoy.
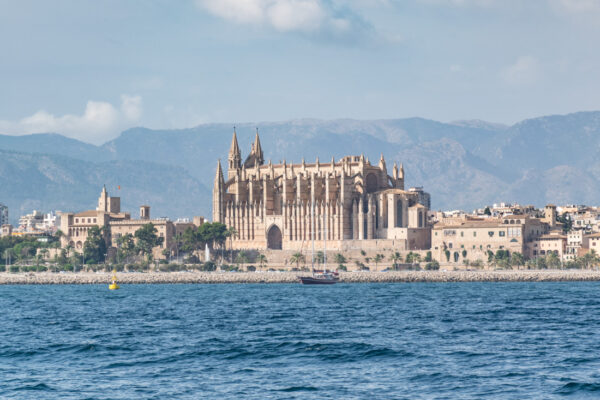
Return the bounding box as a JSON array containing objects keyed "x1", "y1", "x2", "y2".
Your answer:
[{"x1": 109, "y1": 269, "x2": 120, "y2": 290}]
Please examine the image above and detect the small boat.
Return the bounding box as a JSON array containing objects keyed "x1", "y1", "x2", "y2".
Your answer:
[
  {"x1": 299, "y1": 198, "x2": 339, "y2": 285},
  {"x1": 299, "y1": 270, "x2": 339, "y2": 285},
  {"x1": 109, "y1": 270, "x2": 120, "y2": 290}
]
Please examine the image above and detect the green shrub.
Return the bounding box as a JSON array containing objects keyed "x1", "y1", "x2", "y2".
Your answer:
[
  {"x1": 425, "y1": 261, "x2": 440, "y2": 270},
  {"x1": 247, "y1": 265, "x2": 256, "y2": 272},
  {"x1": 202, "y1": 261, "x2": 217, "y2": 271}
]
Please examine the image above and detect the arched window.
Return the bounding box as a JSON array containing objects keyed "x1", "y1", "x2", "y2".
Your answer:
[
  {"x1": 267, "y1": 225, "x2": 282, "y2": 250},
  {"x1": 365, "y1": 173, "x2": 378, "y2": 193},
  {"x1": 396, "y1": 200, "x2": 403, "y2": 227}
]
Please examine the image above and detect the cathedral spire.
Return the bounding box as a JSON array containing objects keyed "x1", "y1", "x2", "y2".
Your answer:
[
  {"x1": 379, "y1": 153, "x2": 387, "y2": 173},
  {"x1": 243, "y1": 127, "x2": 264, "y2": 168},
  {"x1": 228, "y1": 128, "x2": 242, "y2": 176},
  {"x1": 214, "y1": 159, "x2": 225, "y2": 186}
]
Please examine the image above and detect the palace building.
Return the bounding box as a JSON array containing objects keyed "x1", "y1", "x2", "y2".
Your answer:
[
  {"x1": 60, "y1": 186, "x2": 203, "y2": 259},
  {"x1": 213, "y1": 130, "x2": 431, "y2": 252}
]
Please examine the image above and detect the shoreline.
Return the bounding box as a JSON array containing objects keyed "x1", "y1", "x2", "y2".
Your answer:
[{"x1": 2, "y1": 270, "x2": 600, "y2": 284}]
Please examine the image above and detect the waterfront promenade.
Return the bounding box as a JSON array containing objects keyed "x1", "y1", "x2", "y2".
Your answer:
[{"x1": 3, "y1": 270, "x2": 600, "y2": 284}]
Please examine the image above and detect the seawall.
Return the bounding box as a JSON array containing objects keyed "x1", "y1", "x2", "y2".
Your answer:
[{"x1": 2, "y1": 270, "x2": 600, "y2": 284}]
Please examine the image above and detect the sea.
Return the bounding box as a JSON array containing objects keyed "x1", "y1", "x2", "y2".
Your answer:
[{"x1": 2, "y1": 282, "x2": 600, "y2": 399}]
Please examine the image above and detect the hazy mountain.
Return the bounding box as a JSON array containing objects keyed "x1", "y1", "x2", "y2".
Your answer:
[
  {"x1": 0, "y1": 150, "x2": 210, "y2": 224},
  {"x1": 2, "y1": 111, "x2": 600, "y2": 222}
]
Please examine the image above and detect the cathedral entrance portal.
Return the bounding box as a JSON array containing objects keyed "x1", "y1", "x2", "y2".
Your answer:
[{"x1": 267, "y1": 225, "x2": 283, "y2": 250}]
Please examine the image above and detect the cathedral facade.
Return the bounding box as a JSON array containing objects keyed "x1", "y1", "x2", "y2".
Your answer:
[{"x1": 213, "y1": 130, "x2": 431, "y2": 252}]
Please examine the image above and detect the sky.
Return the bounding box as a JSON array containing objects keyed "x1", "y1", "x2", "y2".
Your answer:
[{"x1": 0, "y1": 0, "x2": 599, "y2": 144}]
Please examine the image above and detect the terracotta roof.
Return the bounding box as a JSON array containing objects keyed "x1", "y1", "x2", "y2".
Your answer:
[
  {"x1": 75, "y1": 210, "x2": 100, "y2": 217},
  {"x1": 537, "y1": 234, "x2": 567, "y2": 240}
]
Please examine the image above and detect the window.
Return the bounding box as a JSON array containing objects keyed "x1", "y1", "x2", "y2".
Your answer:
[
  {"x1": 396, "y1": 200, "x2": 403, "y2": 227},
  {"x1": 473, "y1": 245, "x2": 476, "y2": 249},
  {"x1": 461, "y1": 244, "x2": 464, "y2": 248},
  {"x1": 473, "y1": 232, "x2": 477, "y2": 237},
  {"x1": 435, "y1": 232, "x2": 438, "y2": 236},
  {"x1": 461, "y1": 231, "x2": 464, "y2": 237},
  {"x1": 93, "y1": 218, "x2": 96, "y2": 223},
  {"x1": 75, "y1": 218, "x2": 79, "y2": 223},
  {"x1": 488, "y1": 231, "x2": 494, "y2": 237},
  {"x1": 448, "y1": 243, "x2": 453, "y2": 249},
  {"x1": 533, "y1": 250, "x2": 537, "y2": 255},
  {"x1": 499, "y1": 231, "x2": 505, "y2": 237}
]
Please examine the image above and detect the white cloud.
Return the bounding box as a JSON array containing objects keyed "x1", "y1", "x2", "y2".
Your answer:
[
  {"x1": 196, "y1": 0, "x2": 361, "y2": 35},
  {"x1": 501, "y1": 56, "x2": 540, "y2": 85},
  {"x1": 0, "y1": 95, "x2": 142, "y2": 144}
]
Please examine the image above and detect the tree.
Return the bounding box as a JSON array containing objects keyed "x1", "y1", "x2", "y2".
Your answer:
[
  {"x1": 484, "y1": 207, "x2": 491, "y2": 216},
  {"x1": 486, "y1": 250, "x2": 494, "y2": 263},
  {"x1": 389, "y1": 252, "x2": 402, "y2": 270},
  {"x1": 290, "y1": 252, "x2": 305, "y2": 269},
  {"x1": 65, "y1": 243, "x2": 74, "y2": 258},
  {"x1": 579, "y1": 250, "x2": 599, "y2": 270},
  {"x1": 511, "y1": 252, "x2": 525, "y2": 269},
  {"x1": 83, "y1": 226, "x2": 107, "y2": 264},
  {"x1": 444, "y1": 249, "x2": 451, "y2": 262},
  {"x1": 334, "y1": 253, "x2": 347, "y2": 269},
  {"x1": 134, "y1": 223, "x2": 164, "y2": 262},
  {"x1": 461, "y1": 250, "x2": 467, "y2": 259},
  {"x1": 227, "y1": 227, "x2": 238, "y2": 263},
  {"x1": 315, "y1": 251, "x2": 325, "y2": 265},
  {"x1": 424, "y1": 251, "x2": 432, "y2": 262},
  {"x1": 116, "y1": 233, "x2": 135, "y2": 263},
  {"x1": 557, "y1": 214, "x2": 573, "y2": 233},
  {"x1": 374, "y1": 253, "x2": 384, "y2": 270},
  {"x1": 235, "y1": 251, "x2": 249, "y2": 269},
  {"x1": 425, "y1": 260, "x2": 440, "y2": 270},
  {"x1": 181, "y1": 226, "x2": 202, "y2": 255},
  {"x1": 545, "y1": 252, "x2": 561, "y2": 269},
  {"x1": 256, "y1": 254, "x2": 267, "y2": 269}
]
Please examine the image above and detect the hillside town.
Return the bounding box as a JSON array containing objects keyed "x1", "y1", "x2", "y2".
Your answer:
[{"x1": 2, "y1": 132, "x2": 600, "y2": 272}]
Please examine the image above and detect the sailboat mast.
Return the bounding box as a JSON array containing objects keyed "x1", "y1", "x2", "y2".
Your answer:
[
  {"x1": 323, "y1": 201, "x2": 327, "y2": 270},
  {"x1": 311, "y1": 186, "x2": 315, "y2": 272}
]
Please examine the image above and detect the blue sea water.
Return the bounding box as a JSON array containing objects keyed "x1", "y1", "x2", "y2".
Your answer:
[{"x1": 2, "y1": 282, "x2": 600, "y2": 399}]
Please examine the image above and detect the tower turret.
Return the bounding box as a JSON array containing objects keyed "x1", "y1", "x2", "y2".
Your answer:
[
  {"x1": 213, "y1": 159, "x2": 226, "y2": 222},
  {"x1": 244, "y1": 128, "x2": 265, "y2": 168},
  {"x1": 228, "y1": 128, "x2": 242, "y2": 179}
]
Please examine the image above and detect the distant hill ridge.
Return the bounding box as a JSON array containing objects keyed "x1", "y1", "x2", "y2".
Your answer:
[{"x1": 1, "y1": 111, "x2": 599, "y2": 224}]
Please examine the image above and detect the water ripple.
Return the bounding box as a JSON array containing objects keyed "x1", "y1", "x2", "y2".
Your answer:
[{"x1": 1, "y1": 282, "x2": 600, "y2": 399}]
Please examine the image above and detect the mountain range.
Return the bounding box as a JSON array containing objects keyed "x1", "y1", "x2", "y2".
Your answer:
[{"x1": 1, "y1": 111, "x2": 599, "y2": 225}]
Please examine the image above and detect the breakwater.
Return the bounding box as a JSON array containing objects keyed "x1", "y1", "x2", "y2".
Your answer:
[{"x1": 2, "y1": 270, "x2": 600, "y2": 284}]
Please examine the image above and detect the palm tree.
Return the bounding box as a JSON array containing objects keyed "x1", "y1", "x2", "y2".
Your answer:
[
  {"x1": 389, "y1": 252, "x2": 402, "y2": 270},
  {"x1": 235, "y1": 251, "x2": 249, "y2": 270},
  {"x1": 65, "y1": 244, "x2": 74, "y2": 258},
  {"x1": 334, "y1": 253, "x2": 346, "y2": 266},
  {"x1": 374, "y1": 253, "x2": 384, "y2": 270},
  {"x1": 290, "y1": 252, "x2": 305, "y2": 270},
  {"x1": 227, "y1": 227, "x2": 238, "y2": 263},
  {"x1": 256, "y1": 254, "x2": 267, "y2": 269}
]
